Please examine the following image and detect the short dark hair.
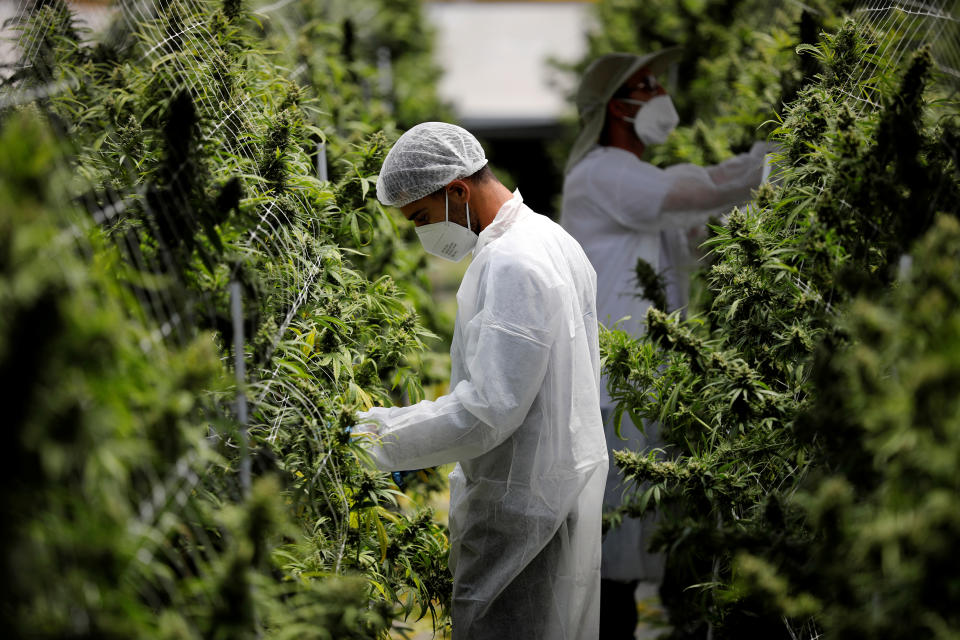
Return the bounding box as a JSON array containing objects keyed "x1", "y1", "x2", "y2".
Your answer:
[{"x1": 429, "y1": 163, "x2": 495, "y2": 199}]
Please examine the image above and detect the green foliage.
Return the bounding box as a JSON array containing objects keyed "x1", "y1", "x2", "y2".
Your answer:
[
  {"x1": 1, "y1": 110, "x2": 386, "y2": 639},
  {"x1": 263, "y1": 0, "x2": 448, "y2": 131},
  {"x1": 735, "y1": 216, "x2": 960, "y2": 640},
  {"x1": 600, "y1": 20, "x2": 960, "y2": 639},
  {"x1": 2, "y1": 0, "x2": 452, "y2": 635},
  {"x1": 258, "y1": 0, "x2": 456, "y2": 358},
  {"x1": 634, "y1": 257, "x2": 667, "y2": 312}
]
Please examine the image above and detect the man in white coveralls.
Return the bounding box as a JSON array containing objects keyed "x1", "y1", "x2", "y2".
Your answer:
[
  {"x1": 561, "y1": 50, "x2": 772, "y2": 637},
  {"x1": 356, "y1": 122, "x2": 608, "y2": 640}
]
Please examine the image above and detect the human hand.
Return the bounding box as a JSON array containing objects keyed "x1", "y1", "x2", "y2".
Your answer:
[
  {"x1": 750, "y1": 140, "x2": 780, "y2": 157},
  {"x1": 391, "y1": 470, "x2": 420, "y2": 490},
  {"x1": 353, "y1": 406, "x2": 391, "y2": 435}
]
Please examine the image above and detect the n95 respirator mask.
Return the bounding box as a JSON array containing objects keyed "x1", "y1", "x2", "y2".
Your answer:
[
  {"x1": 415, "y1": 191, "x2": 478, "y2": 262},
  {"x1": 622, "y1": 94, "x2": 680, "y2": 146}
]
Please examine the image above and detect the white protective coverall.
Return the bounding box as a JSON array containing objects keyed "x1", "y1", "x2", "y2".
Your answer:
[
  {"x1": 358, "y1": 191, "x2": 609, "y2": 640},
  {"x1": 560, "y1": 143, "x2": 767, "y2": 582}
]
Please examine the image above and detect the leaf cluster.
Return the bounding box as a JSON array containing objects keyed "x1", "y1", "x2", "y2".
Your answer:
[
  {"x1": 600, "y1": 19, "x2": 960, "y2": 638},
  {"x1": 2, "y1": 0, "x2": 454, "y2": 635}
]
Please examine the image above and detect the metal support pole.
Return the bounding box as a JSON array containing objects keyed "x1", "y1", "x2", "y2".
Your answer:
[
  {"x1": 230, "y1": 280, "x2": 251, "y2": 497},
  {"x1": 316, "y1": 140, "x2": 328, "y2": 182},
  {"x1": 360, "y1": 78, "x2": 372, "y2": 109},
  {"x1": 377, "y1": 46, "x2": 394, "y2": 114}
]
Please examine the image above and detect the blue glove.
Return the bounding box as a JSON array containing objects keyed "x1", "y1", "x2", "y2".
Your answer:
[{"x1": 391, "y1": 470, "x2": 418, "y2": 490}]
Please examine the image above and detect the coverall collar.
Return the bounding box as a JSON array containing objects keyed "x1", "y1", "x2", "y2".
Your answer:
[{"x1": 475, "y1": 189, "x2": 525, "y2": 256}]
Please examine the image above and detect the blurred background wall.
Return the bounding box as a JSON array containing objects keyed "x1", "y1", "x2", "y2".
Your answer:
[{"x1": 425, "y1": 0, "x2": 594, "y2": 217}]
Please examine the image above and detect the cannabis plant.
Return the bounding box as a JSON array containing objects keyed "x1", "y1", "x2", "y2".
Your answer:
[
  {"x1": 601, "y1": 20, "x2": 960, "y2": 638},
  {"x1": 2, "y1": 0, "x2": 453, "y2": 634},
  {"x1": 735, "y1": 212, "x2": 960, "y2": 640}
]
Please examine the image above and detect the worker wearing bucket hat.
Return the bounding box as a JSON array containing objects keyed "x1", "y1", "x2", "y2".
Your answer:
[
  {"x1": 565, "y1": 48, "x2": 684, "y2": 174},
  {"x1": 561, "y1": 51, "x2": 773, "y2": 637}
]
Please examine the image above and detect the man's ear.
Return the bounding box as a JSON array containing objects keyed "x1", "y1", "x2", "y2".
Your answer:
[
  {"x1": 607, "y1": 98, "x2": 630, "y2": 119},
  {"x1": 446, "y1": 179, "x2": 471, "y2": 204}
]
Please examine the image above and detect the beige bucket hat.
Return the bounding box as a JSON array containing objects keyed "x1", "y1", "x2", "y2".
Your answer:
[{"x1": 565, "y1": 48, "x2": 683, "y2": 174}]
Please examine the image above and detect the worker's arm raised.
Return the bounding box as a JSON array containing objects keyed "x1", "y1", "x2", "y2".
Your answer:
[{"x1": 658, "y1": 141, "x2": 770, "y2": 225}]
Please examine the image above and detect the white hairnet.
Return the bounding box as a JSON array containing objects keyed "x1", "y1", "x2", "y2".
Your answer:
[{"x1": 377, "y1": 122, "x2": 488, "y2": 207}]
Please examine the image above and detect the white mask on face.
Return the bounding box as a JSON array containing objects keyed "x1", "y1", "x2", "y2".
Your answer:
[
  {"x1": 622, "y1": 94, "x2": 680, "y2": 146},
  {"x1": 415, "y1": 190, "x2": 478, "y2": 262}
]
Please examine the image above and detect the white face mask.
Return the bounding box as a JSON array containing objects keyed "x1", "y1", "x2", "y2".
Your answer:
[
  {"x1": 622, "y1": 94, "x2": 680, "y2": 146},
  {"x1": 415, "y1": 191, "x2": 478, "y2": 262}
]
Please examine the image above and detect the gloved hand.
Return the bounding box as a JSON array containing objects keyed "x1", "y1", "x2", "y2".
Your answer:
[
  {"x1": 353, "y1": 409, "x2": 423, "y2": 490},
  {"x1": 749, "y1": 140, "x2": 780, "y2": 157},
  {"x1": 351, "y1": 409, "x2": 383, "y2": 435},
  {"x1": 751, "y1": 140, "x2": 785, "y2": 185}
]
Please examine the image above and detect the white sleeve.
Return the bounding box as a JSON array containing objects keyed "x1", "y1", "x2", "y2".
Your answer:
[
  {"x1": 601, "y1": 158, "x2": 671, "y2": 231},
  {"x1": 356, "y1": 260, "x2": 560, "y2": 471},
  {"x1": 658, "y1": 141, "x2": 768, "y2": 228}
]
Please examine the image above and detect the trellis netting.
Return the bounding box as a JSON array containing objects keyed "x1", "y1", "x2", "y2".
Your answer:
[
  {"x1": 851, "y1": 0, "x2": 960, "y2": 81},
  {"x1": 0, "y1": 0, "x2": 451, "y2": 637}
]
